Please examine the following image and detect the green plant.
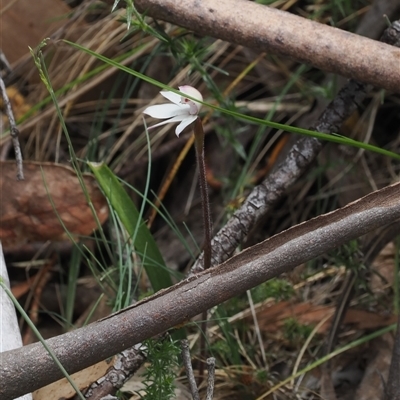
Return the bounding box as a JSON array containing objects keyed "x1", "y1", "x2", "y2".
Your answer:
[
  {"x1": 139, "y1": 337, "x2": 180, "y2": 400},
  {"x1": 282, "y1": 317, "x2": 313, "y2": 346},
  {"x1": 328, "y1": 239, "x2": 368, "y2": 292},
  {"x1": 250, "y1": 279, "x2": 295, "y2": 303}
]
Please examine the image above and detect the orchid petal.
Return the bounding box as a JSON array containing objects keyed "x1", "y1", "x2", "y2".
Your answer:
[
  {"x1": 178, "y1": 86, "x2": 203, "y2": 114},
  {"x1": 148, "y1": 115, "x2": 188, "y2": 130},
  {"x1": 142, "y1": 86, "x2": 203, "y2": 137},
  {"x1": 143, "y1": 103, "x2": 188, "y2": 119},
  {"x1": 160, "y1": 91, "x2": 182, "y2": 105},
  {"x1": 179, "y1": 86, "x2": 203, "y2": 102},
  {"x1": 175, "y1": 115, "x2": 197, "y2": 136}
]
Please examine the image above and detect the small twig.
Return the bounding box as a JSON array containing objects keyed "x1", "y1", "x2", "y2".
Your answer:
[
  {"x1": 0, "y1": 75, "x2": 24, "y2": 180},
  {"x1": 181, "y1": 339, "x2": 200, "y2": 400},
  {"x1": 0, "y1": 50, "x2": 12, "y2": 77},
  {"x1": 205, "y1": 357, "x2": 216, "y2": 400}
]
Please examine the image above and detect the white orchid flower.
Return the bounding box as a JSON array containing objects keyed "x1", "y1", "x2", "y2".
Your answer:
[{"x1": 143, "y1": 85, "x2": 203, "y2": 137}]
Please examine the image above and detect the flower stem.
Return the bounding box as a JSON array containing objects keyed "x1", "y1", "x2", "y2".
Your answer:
[
  {"x1": 193, "y1": 117, "x2": 212, "y2": 385},
  {"x1": 193, "y1": 118, "x2": 212, "y2": 271}
]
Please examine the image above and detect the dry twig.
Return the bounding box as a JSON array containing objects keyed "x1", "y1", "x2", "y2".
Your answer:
[
  {"x1": 181, "y1": 339, "x2": 200, "y2": 400},
  {"x1": 0, "y1": 76, "x2": 24, "y2": 179},
  {"x1": 206, "y1": 357, "x2": 216, "y2": 400}
]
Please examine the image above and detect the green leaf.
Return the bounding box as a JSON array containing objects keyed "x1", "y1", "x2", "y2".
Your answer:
[
  {"x1": 64, "y1": 39, "x2": 400, "y2": 161},
  {"x1": 88, "y1": 162, "x2": 173, "y2": 292}
]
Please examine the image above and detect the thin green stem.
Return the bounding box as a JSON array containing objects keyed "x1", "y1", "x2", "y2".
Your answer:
[{"x1": 193, "y1": 118, "x2": 212, "y2": 270}]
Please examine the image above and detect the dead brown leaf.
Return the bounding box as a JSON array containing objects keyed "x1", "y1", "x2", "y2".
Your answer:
[
  {"x1": 253, "y1": 301, "x2": 397, "y2": 335},
  {"x1": 33, "y1": 358, "x2": 115, "y2": 400},
  {"x1": 0, "y1": 161, "x2": 108, "y2": 248}
]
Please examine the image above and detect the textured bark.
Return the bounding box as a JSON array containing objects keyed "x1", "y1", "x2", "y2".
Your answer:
[
  {"x1": 1, "y1": 182, "x2": 400, "y2": 399},
  {"x1": 135, "y1": 0, "x2": 400, "y2": 93},
  {"x1": 80, "y1": 347, "x2": 146, "y2": 400}
]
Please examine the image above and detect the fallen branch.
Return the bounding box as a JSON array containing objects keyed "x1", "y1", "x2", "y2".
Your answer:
[
  {"x1": 135, "y1": 0, "x2": 400, "y2": 93},
  {"x1": 1, "y1": 182, "x2": 400, "y2": 399}
]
